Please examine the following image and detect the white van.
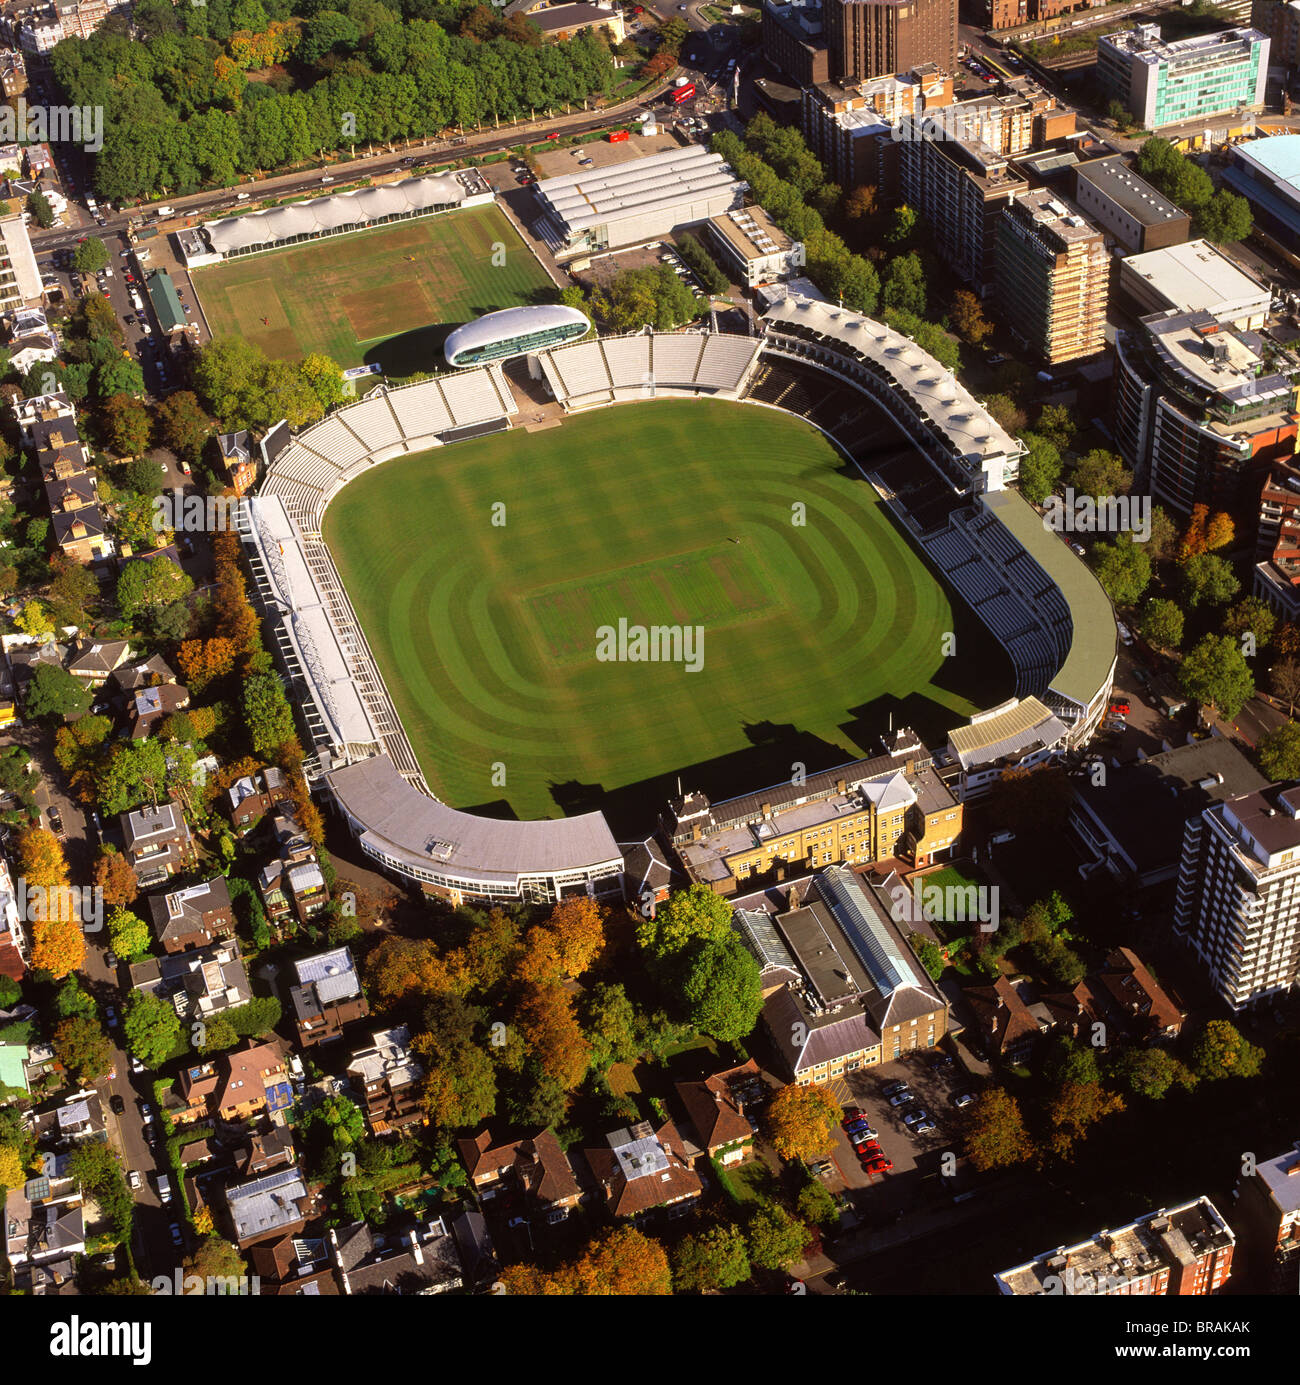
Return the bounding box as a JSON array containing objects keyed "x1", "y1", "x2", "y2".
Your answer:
[
  {"x1": 155, "y1": 204, "x2": 174, "y2": 217},
  {"x1": 156, "y1": 1173, "x2": 172, "y2": 1204},
  {"x1": 236, "y1": 191, "x2": 250, "y2": 201}
]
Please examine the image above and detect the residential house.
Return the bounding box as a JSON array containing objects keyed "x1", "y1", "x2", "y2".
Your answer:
[
  {"x1": 248, "y1": 1233, "x2": 340, "y2": 1295},
  {"x1": 51, "y1": 506, "x2": 111, "y2": 564},
  {"x1": 127, "y1": 681, "x2": 190, "y2": 739},
  {"x1": 110, "y1": 651, "x2": 176, "y2": 695},
  {"x1": 217, "y1": 430, "x2": 257, "y2": 496},
  {"x1": 7, "y1": 639, "x2": 69, "y2": 712},
  {"x1": 584, "y1": 1120, "x2": 701, "y2": 1221},
  {"x1": 13, "y1": 389, "x2": 74, "y2": 448},
  {"x1": 147, "y1": 877, "x2": 235, "y2": 954},
  {"x1": 174, "y1": 1040, "x2": 290, "y2": 1125},
  {"x1": 29, "y1": 1089, "x2": 106, "y2": 1147},
  {"x1": 620, "y1": 835, "x2": 686, "y2": 909},
  {"x1": 1238, "y1": 1141, "x2": 1300, "y2": 1266},
  {"x1": 674, "y1": 1059, "x2": 761, "y2": 1164},
  {"x1": 287, "y1": 947, "x2": 368, "y2": 1047},
  {"x1": 347, "y1": 1027, "x2": 424, "y2": 1135},
  {"x1": 965, "y1": 975, "x2": 1058, "y2": 1062},
  {"x1": 120, "y1": 799, "x2": 194, "y2": 886},
  {"x1": 129, "y1": 938, "x2": 251, "y2": 1021},
  {"x1": 226, "y1": 766, "x2": 289, "y2": 831},
  {"x1": 224, "y1": 1165, "x2": 313, "y2": 1249},
  {"x1": 234, "y1": 1126, "x2": 297, "y2": 1178},
  {"x1": 4, "y1": 1176, "x2": 83, "y2": 1268},
  {"x1": 0, "y1": 52, "x2": 27, "y2": 100},
  {"x1": 457, "y1": 1127, "x2": 582, "y2": 1222},
  {"x1": 330, "y1": 1217, "x2": 463, "y2": 1295},
  {"x1": 258, "y1": 805, "x2": 328, "y2": 928},
  {"x1": 449, "y1": 1209, "x2": 496, "y2": 1289},
  {"x1": 1088, "y1": 948, "x2": 1185, "y2": 1042},
  {"x1": 0, "y1": 855, "x2": 27, "y2": 981},
  {"x1": 64, "y1": 638, "x2": 132, "y2": 689}
]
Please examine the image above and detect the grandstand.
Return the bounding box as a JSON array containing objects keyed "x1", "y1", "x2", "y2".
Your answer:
[
  {"x1": 260, "y1": 364, "x2": 516, "y2": 532},
  {"x1": 537, "y1": 330, "x2": 763, "y2": 409}
]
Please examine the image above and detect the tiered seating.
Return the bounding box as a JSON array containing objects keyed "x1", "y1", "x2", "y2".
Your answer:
[
  {"x1": 272, "y1": 445, "x2": 345, "y2": 492},
  {"x1": 344, "y1": 394, "x2": 404, "y2": 452},
  {"x1": 601, "y1": 334, "x2": 651, "y2": 388},
  {"x1": 440, "y1": 369, "x2": 509, "y2": 428},
  {"x1": 651, "y1": 333, "x2": 705, "y2": 385},
  {"x1": 548, "y1": 340, "x2": 613, "y2": 401},
  {"x1": 951, "y1": 559, "x2": 1006, "y2": 606},
  {"x1": 300, "y1": 415, "x2": 367, "y2": 470},
  {"x1": 696, "y1": 334, "x2": 760, "y2": 391},
  {"x1": 388, "y1": 380, "x2": 455, "y2": 438}
]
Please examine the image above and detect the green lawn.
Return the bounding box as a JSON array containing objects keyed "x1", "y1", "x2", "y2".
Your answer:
[
  {"x1": 191, "y1": 205, "x2": 552, "y2": 376},
  {"x1": 323, "y1": 400, "x2": 1008, "y2": 827}
]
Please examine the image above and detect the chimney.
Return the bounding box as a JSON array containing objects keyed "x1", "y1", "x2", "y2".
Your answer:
[
  {"x1": 761, "y1": 803, "x2": 772, "y2": 820},
  {"x1": 836, "y1": 779, "x2": 847, "y2": 795},
  {"x1": 410, "y1": 1230, "x2": 423, "y2": 1265}
]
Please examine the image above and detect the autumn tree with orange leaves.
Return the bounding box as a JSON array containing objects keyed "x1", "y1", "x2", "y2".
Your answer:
[
  {"x1": 517, "y1": 896, "x2": 606, "y2": 984},
  {"x1": 365, "y1": 936, "x2": 470, "y2": 1008},
  {"x1": 17, "y1": 826, "x2": 68, "y2": 891},
  {"x1": 93, "y1": 848, "x2": 138, "y2": 909},
  {"x1": 32, "y1": 915, "x2": 85, "y2": 979},
  {"x1": 515, "y1": 982, "x2": 591, "y2": 1091},
  {"x1": 501, "y1": 1226, "x2": 671, "y2": 1295},
  {"x1": 176, "y1": 637, "x2": 238, "y2": 694},
  {"x1": 765, "y1": 1082, "x2": 840, "y2": 1163}
]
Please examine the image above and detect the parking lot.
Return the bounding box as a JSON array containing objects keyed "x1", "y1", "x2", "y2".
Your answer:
[{"x1": 820, "y1": 1052, "x2": 981, "y2": 1215}]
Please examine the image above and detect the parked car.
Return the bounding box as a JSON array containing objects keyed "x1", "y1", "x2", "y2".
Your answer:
[
  {"x1": 104, "y1": 1005, "x2": 118, "y2": 1029},
  {"x1": 47, "y1": 806, "x2": 63, "y2": 835},
  {"x1": 109, "y1": 1094, "x2": 125, "y2": 1116},
  {"x1": 1070, "y1": 542, "x2": 1086, "y2": 557},
  {"x1": 105, "y1": 950, "x2": 117, "y2": 968},
  {"x1": 914, "y1": 1118, "x2": 937, "y2": 1135},
  {"x1": 888, "y1": 1092, "x2": 913, "y2": 1107},
  {"x1": 130, "y1": 1057, "x2": 145, "y2": 1074},
  {"x1": 882, "y1": 1080, "x2": 909, "y2": 1097},
  {"x1": 952, "y1": 1092, "x2": 976, "y2": 1108},
  {"x1": 169, "y1": 1223, "x2": 184, "y2": 1246},
  {"x1": 128, "y1": 1170, "x2": 141, "y2": 1190},
  {"x1": 1116, "y1": 621, "x2": 1134, "y2": 645},
  {"x1": 1133, "y1": 667, "x2": 1149, "y2": 685},
  {"x1": 864, "y1": 1155, "x2": 893, "y2": 1175}
]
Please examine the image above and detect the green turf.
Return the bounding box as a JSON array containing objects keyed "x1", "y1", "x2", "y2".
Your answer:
[
  {"x1": 323, "y1": 400, "x2": 1002, "y2": 823},
  {"x1": 191, "y1": 205, "x2": 552, "y2": 376}
]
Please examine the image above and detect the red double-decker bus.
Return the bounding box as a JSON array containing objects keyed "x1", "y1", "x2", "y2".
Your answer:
[{"x1": 671, "y1": 83, "x2": 695, "y2": 104}]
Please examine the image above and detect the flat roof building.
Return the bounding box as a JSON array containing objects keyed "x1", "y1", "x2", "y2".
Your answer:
[
  {"x1": 533, "y1": 145, "x2": 744, "y2": 260},
  {"x1": 1097, "y1": 24, "x2": 1269, "y2": 131},
  {"x1": 996, "y1": 190, "x2": 1108, "y2": 365},
  {"x1": 1223, "y1": 132, "x2": 1300, "y2": 262},
  {"x1": 706, "y1": 206, "x2": 802, "y2": 288},
  {"x1": 1118, "y1": 238, "x2": 1270, "y2": 329},
  {"x1": 995, "y1": 1197, "x2": 1235, "y2": 1295},
  {"x1": 1071, "y1": 154, "x2": 1191, "y2": 254}
]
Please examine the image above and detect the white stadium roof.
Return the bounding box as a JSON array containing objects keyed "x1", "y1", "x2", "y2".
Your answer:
[
  {"x1": 536, "y1": 144, "x2": 743, "y2": 234},
  {"x1": 443, "y1": 304, "x2": 589, "y2": 362},
  {"x1": 205, "y1": 175, "x2": 466, "y2": 256},
  {"x1": 328, "y1": 754, "x2": 624, "y2": 885},
  {"x1": 242, "y1": 493, "x2": 380, "y2": 754}
]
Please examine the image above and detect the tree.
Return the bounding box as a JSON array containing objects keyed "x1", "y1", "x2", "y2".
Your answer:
[
  {"x1": 637, "y1": 882, "x2": 734, "y2": 956},
  {"x1": 1224, "y1": 597, "x2": 1275, "y2": 651},
  {"x1": 582, "y1": 982, "x2": 640, "y2": 1072},
  {"x1": 93, "y1": 847, "x2": 139, "y2": 908},
  {"x1": 1069, "y1": 448, "x2": 1132, "y2": 501},
  {"x1": 0, "y1": 1144, "x2": 23, "y2": 1190},
  {"x1": 656, "y1": 15, "x2": 689, "y2": 52},
  {"x1": 242, "y1": 673, "x2": 296, "y2": 754},
  {"x1": 1196, "y1": 188, "x2": 1252, "y2": 244},
  {"x1": 17, "y1": 826, "x2": 68, "y2": 891},
  {"x1": 1181, "y1": 553, "x2": 1239, "y2": 609},
  {"x1": 123, "y1": 990, "x2": 182, "y2": 1068},
  {"x1": 73, "y1": 237, "x2": 110, "y2": 274},
  {"x1": 766, "y1": 1082, "x2": 839, "y2": 1163},
  {"x1": 515, "y1": 982, "x2": 590, "y2": 1091},
  {"x1": 116, "y1": 555, "x2": 193, "y2": 630},
  {"x1": 1179, "y1": 634, "x2": 1254, "y2": 718},
  {"x1": 746, "y1": 1200, "x2": 808, "y2": 1271},
  {"x1": 987, "y1": 764, "x2": 1073, "y2": 837},
  {"x1": 299, "y1": 352, "x2": 345, "y2": 413},
  {"x1": 154, "y1": 392, "x2": 212, "y2": 467},
  {"x1": 672, "y1": 1222, "x2": 750, "y2": 1292},
  {"x1": 1018, "y1": 432, "x2": 1063, "y2": 507},
  {"x1": 1269, "y1": 658, "x2": 1300, "y2": 716},
  {"x1": 964, "y1": 1088, "x2": 1034, "y2": 1172},
  {"x1": 982, "y1": 392, "x2": 1027, "y2": 436},
  {"x1": 882, "y1": 251, "x2": 926, "y2": 316},
  {"x1": 1140, "y1": 597, "x2": 1184, "y2": 652},
  {"x1": 28, "y1": 190, "x2": 54, "y2": 229},
  {"x1": 1204, "y1": 510, "x2": 1235, "y2": 552},
  {"x1": 1189, "y1": 1020, "x2": 1264, "y2": 1081},
  {"x1": 504, "y1": 1226, "x2": 671, "y2": 1295},
  {"x1": 177, "y1": 637, "x2": 238, "y2": 693},
  {"x1": 885, "y1": 204, "x2": 917, "y2": 245},
  {"x1": 1146, "y1": 506, "x2": 1178, "y2": 561},
  {"x1": 54, "y1": 1015, "x2": 113, "y2": 1084},
  {"x1": 102, "y1": 393, "x2": 153, "y2": 457},
  {"x1": 950, "y1": 289, "x2": 992, "y2": 346},
  {"x1": 1036, "y1": 402, "x2": 1076, "y2": 452},
  {"x1": 47, "y1": 555, "x2": 98, "y2": 631},
  {"x1": 183, "y1": 1235, "x2": 246, "y2": 1281},
  {"x1": 24, "y1": 664, "x2": 92, "y2": 722},
  {"x1": 411, "y1": 994, "x2": 497, "y2": 1130},
  {"x1": 795, "y1": 1178, "x2": 838, "y2": 1228},
  {"x1": 1047, "y1": 1081, "x2": 1125, "y2": 1159},
  {"x1": 107, "y1": 907, "x2": 151, "y2": 962},
  {"x1": 679, "y1": 934, "x2": 761, "y2": 1043},
  {"x1": 518, "y1": 896, "x2": 605, "y2": 983},
  {"x1": 843, "y1": 184, "x2": 878, "y2": 221},
  {"x1": 1116, "y1": 1046, "x2": 1196, "y2": 1101},
  {"x1": 95, "y1": 356, "x2": 146, "y2": 403},
  {"x1": 15, "y1": 599, "x2": 53, "y2": 638},
  {"x1": 119, "y1": 456, "x2": 166, "y2": 497},
  {"x1": 1042, "y1": 1034, "x2": 1100, "y2": 1087},
  {"x1": 1180, "y1": 503, "x2": 1209, "y2": 559},
  {"x1": 1093, "y1": 535, "x2": 1151, "y2": 608},
  {"x1": 55, "y1": 977, "x2": 96, "y2": 1022}
]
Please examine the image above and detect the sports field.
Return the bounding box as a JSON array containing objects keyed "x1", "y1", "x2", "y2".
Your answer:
[
  {"x1": 323, "y1": 400, "x2": 1007, "y2": 824},
  {"x1": 191, "y1": 205, "x2": 551, "y2": 377}
]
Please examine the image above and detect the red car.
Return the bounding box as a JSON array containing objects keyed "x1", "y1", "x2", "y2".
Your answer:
[
  {"x1": 840, "y1": 1109, "x2": 863, "y2": 1128},
  {"x1": 864, "y1": 1155, "x2": 893, "y2": 1175},
  {"x1": 546, "y1": 132, "x2": 559, "y2": 140},
  {"x1": 1110, "y1": 701, "x2": 1130, "y2": 715}
]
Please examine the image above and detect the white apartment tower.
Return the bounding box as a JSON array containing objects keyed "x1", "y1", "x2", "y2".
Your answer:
[{"x1": 1174, "y1": 782, "x2": 1300, "y2": 1010}]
